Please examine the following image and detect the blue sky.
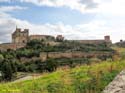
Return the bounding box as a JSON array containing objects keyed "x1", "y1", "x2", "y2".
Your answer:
[
  {"x1": 0, "y1": 1, "x2": 96, "y2": 25},
  {"x1": 0, "y1": 0, "x2": 125, "y2": 43}
]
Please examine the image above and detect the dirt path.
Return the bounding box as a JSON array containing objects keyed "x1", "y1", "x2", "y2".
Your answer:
[{"x1": 12, "y1": 74, "x2": 42, "y2": 83}]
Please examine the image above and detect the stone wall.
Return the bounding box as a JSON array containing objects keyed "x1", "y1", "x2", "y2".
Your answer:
[
  {"x1": 40, "y1": 51, "x2": 113, "y2": 61},
  {"x1": 69, "y1": 36, "x2": 112, "y2": 45},
  {"x1": 69, "y1": 40, "x2": 111, "y2": 45},
  {"x1": 29, "y1": 35, "x2": 55, "y2": 41},
  {"x1": 12, "y1": 28, "x2": 29, "y2": 44},
  {"x1": 20, "y1": 57, "x2": 40, "y2": 63},
  {"x1": 103, "y1": 70, "x2": 125, "y2": 93},
  {"x1": 0, "y1": 43, "x2": 26, "y2": 51}
]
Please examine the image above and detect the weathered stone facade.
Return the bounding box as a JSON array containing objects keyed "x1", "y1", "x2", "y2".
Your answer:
[
  {"x1": 0, "y1": 43, "x2": 26, "y2": 51},
  {"x1": 40, "y1": 51, "x2": 113, "y2": 61},
  {"x1": 29, "y1": 35, "x2": 55, "y2": 41},
  {"x1": 69, "y1": 35, "x2": 111, "y2": 44},
  {"x1": 12, "y1": 28, "x2": 29, "y2": 44},
  {"x1": 12, "y1": 28, "x2": 55, "y2": 44}
]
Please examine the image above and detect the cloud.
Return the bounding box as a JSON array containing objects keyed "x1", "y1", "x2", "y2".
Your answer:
[
  {"x1": 98, "y1": 0, "x2": 125, "y2": 17},
  {"x1": 0, "y1": 5, "x2": 124, "y2": 44},
  {"x1": 0, "y1": 18, "x2": 124, "y2": 43},
  {"x1": 0, "y1": 0, "x2": 10, "y2": 2},
  {"x1": 1, "y1": 0, "x2": 125, "y2": 43},
  {"x1": 0, "y1": 6, "x2": 27, "y2": 12},
  {"x1": 0, "y1": 14, "x2": 113, "y2": 44},
  {"x1": 79, "y1": 0, "x2": 98, "y2": 9},
  {"x1": 1, "y1": 0, "x2": 99, "y2": 13},
  {"x1": 0, "y1": 5, "x2": 27, "y2": 43}
]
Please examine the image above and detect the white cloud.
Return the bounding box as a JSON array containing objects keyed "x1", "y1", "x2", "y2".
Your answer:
[
  {"x1": 1, "y1": 0, "x2": 125, "y2": 43},
  {"x1": 0, "y1": 15, "x2": 116, "y2": 43},
  {"x1": 2, "y1": 0, "x2": 98, "y2": 13},
  {"x1": 0, "y1": 0, "x2": 10, "y2": 2},
  {"x1": 0, "y1": 6, "x2": 27, "y2": 12},
  {"x1": 0, "y1": 5, "x2": 28, "y2": 43}
]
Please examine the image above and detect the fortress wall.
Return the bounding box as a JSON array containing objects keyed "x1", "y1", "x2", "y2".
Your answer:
[
  {"x1": 46, "y1": 41, "x2": 60, "y2": 46},
  {"x1": 29, "y1": 35, "x2": 47, "y2": 41},
  {"x1": 20, "y1": 57, "x2": 40, "y2": 63},
  {"x1": 40, "y1": 52, "x2": 48, "y2": 61},
  {"x1": 48, "y1": 52, "x2": 72, "y2": 59},
  {"x1": 69, "y1": 40, "x2": 106, "y2": 44},
  {"x1": 40, "y1": 52, "x2": 113, "y2": 61},
  {"x1": 79, "y1": 40, "x2": 106, "y2": 44},
  {"x1": 0, "y1": 43, "x2": 26, "y2": 51},
  {"x1": 29, "y1": 35, "x2": 55, "y2": 41}
]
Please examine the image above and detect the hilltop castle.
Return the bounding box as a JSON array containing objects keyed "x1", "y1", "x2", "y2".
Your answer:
[
  {"x1": 12, "y1": 28, "x2": 56, "y2": 44},
  {"x1": 0, "y1": 27, "x2": 111, "y2": 51}
]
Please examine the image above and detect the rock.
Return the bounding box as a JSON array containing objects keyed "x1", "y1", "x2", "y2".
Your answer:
[{"x1": 103, "y1": 70, "x2": 125, "y2": 93}]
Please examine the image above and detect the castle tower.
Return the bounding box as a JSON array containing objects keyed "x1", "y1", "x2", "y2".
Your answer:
[
  {"x1": 12, "y1": 27, "x2": 29, "y2": 44},
  {"x1": 104, "y1": 35, "x2": 111, "y2": 42},
  {"x1": 56, "y1": 35, "x2": 64, "y2": 41}
]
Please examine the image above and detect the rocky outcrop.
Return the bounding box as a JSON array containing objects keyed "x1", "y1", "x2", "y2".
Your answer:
[{"x1": 103, "y1": 70, "x2": 125, "y2": 93}]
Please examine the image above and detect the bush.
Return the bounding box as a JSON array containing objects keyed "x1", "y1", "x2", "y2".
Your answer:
[
  {"x1": 47, "y1": 82, "x2": 64, "y2": 93},
  {"x1": 45, "y1": 59, "x2": 58, "y2": 72},
  {"x1": 90, "y1": 58, "x2": 101, "y2": 63},
  {"x1": 1, "y1": 60, "x2": 13, "y2": 81}
]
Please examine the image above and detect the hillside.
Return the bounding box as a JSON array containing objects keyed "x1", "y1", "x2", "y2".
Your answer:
[
  {"x1": 0, "y1": 40, "x2": 122, "y2": 93},
  {"x1": 0, "y1": 40, "x2": 115, "y2": 81},
  {"x1": 0, "y1": 60, "x2": 125, "y2": 93}
]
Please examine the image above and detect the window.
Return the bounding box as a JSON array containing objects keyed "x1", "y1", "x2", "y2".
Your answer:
[{"x1": 23, "y1": 40, "x2": 25, "y2": 43}]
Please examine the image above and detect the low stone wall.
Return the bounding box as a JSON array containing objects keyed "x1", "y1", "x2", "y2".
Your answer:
[
  {"x1": 103, "y1": 70, "x2": 125, "y2": 93},
  {"x1": 40, "y1": 51, "x2": 113, "y2": 61},
  {"x1": 20, "y1": 57, "x2": 40, "y2": 63},
  {"x1": 69, "y1": 40, "x2": 112, "y2": 44},
  {"x1": 0, "y1": 43, "x2": 26, "y2": 51}
]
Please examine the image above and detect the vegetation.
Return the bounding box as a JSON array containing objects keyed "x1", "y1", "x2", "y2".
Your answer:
[
  {"x1": 24, "y1": 40, "x2": 114, "y2": 53},
  {"x1": 0, "y1": 40, "x2": 125, "y2": 92},
  {"x1": 0, "y1": 60, "x2": 125, "y2": 93},
  {"x1": 0, "y1": 40, "x2": 114, "y2": 81},
  {"x1": 115, "y1": 41, "x2": 125, "y2": 47}
]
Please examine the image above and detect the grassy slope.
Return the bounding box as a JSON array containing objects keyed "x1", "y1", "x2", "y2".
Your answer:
[
  {"x1": 112, "y1": 46, "x2": 125, "y2": 53},
  {"x1": 0, "y1": 60, "x2": 125, "y2": 93}
]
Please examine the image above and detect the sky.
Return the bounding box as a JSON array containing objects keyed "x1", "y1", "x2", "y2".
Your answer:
[{"x1": 0, "y1": 0, "x2": 125, "y2": 43}]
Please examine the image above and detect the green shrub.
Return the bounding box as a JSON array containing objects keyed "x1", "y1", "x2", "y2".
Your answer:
[{"x1": 47, "y1": 82, "x2": 65, "y2": 93}]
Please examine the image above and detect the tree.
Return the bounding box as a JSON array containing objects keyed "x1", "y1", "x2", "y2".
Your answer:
[
  {"x1": 1, "y1": 59, "x2": 13, "y2": 81},
  {"x1": 0, "y1": 54, "x2": 4, "y2": 62},
  {"x1": 11, "y1": 61, "x2": 17, "y2": 73},
  {"x1": 1, "y1": 59, "x2": 18, "y2": 81},
  {"x1": 45, "y1": 59, "x2": 58, "y2": 72}
]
